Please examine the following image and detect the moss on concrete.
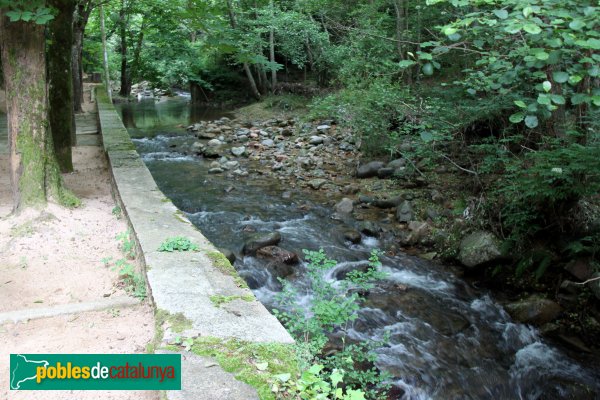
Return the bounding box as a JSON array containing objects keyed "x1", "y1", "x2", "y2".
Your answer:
[
  {"x1": 206, "y1": 251, "x2": 249, "y2": 289},
  {"x1": 190, "y1": 337, "x2": 298, "y2": 400},
  {"x1": 209, "y1": 294, "x2": 255, "y2": 307}
]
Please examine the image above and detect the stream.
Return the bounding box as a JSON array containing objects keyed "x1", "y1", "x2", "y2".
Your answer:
[{"x1": 116, "y1": 97, "x2": 600, "y2": 400}]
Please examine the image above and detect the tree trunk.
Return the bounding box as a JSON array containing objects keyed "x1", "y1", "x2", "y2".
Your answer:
[
  {"x1": 48, "y1": 0, "x2": 77, "y2": 173},
  {"x1": 72, "y1": 1, "x2": 94, "y2": 113},
  {"x1": 0, "y1": 15, "x2": 66, "y2": 211},
  {"x1": 269, "y1": 0, "x2": 276, "y2": 91},
  {"x1": 129, "y1": 16, "x2": 145, "y2": 86},
  {"x1": 100, "y1": 4, "x2": 111, "y2": 101},
  {"x1": 226, "y1": 0, "x2": 260, "y2": 100},
  {"x1": 119, "y1": 0, "x2": 130, "y2": 97}
]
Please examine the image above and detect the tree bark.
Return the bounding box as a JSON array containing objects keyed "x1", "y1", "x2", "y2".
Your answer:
[
  {"x1": 226, "y1": 0, "x2": 260, "y2": 100},
  {"x1": 129, "y1": 16, "x2": 145, "y2": 85},
  {"x1": 48, "y1": 0, "x2": 77, "y2": 173},
  {"x1": 100, "y1": 3, "x2": 111, "y2": 101},
  {"x1": 72, "y1": 0, "x2": 94, "y2": 113},
  {"x1": 119, "y1": 0, "x2": 131, "y2": 97},
  {"x1": 0, "y1": 14, "x2": 65, "y2": 211},
  {"x1": 269, "y1": 0, "x2": 276, "y2": 91}
]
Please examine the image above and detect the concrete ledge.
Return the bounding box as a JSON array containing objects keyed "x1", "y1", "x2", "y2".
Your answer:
[{"x1": 96, "y1": 87, "x2": 293, "y2": 346}]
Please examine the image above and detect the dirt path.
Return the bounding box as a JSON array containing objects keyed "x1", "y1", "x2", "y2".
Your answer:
[{"x1": 0, "y1": 89, "x2": 158, "y2": 399}]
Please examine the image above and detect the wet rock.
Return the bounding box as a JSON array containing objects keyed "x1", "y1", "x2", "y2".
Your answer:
[
  {"x1": 242, "y1": 232, "x2": 282, "y2": 254},
  {"x1": 358, "y1": 221, "x2": 380, "y2": 237},
  {"x1": 430, "y1": 189, "x2": 444, "y2": 203},
  {"x1": 188, "y1": 123, "x2": 202, "y2": 132},
  {"x1": 564, "y1": 258, "x2": 594, "y2": 281},
  {"x1": 339, "y1": 142, "x2": 354, "y2": 151},
  {"x1": 218, "y1": 248, "x2": 236, "y2": 264},
  {"x1": 191, "y1": 142, "x2": 205, "y2": 153},
  {"x1": 505, "y1": 295, "x2": 561, "y2": 325},
  {"x1": 231, "y1": 146, "x2": 246, "y2": 157},
  {"x1": 387, "y1": 158, "x2": 406, "y2": 169},
  {"x1": 373, "y1": 197, "x2": 402, "y2": 209},
  {"x1": 223, "y1": 161, "x2": 239, "y2": 170},
  {"x1": 377, "y1": 167, "x2": 395, "y2": 179},
  {"x1": 335, "y1": 198, "x2": 354, "y2": 214},
  {"x1": 356, "y1": 161, "x2": 385, "y2": 178},
  {"x1": 208, "y1": 168, "x2": 224, "y2": 174},
  {"x1": 309, "y1": 136, "x2": 324, "y2": 145},
  {"x1": 203, "y1": 146, "x2": 223, "y2": 158},
  {"x1": 207, "y1": 139, "x2": 222, "y2": 147},
  {"x1": 458, "y1": 231, "x2": 502, "y2": 268},
  {"x1": 407, "y1": 221, "x2": 429, "y2": 244},
  {"x1": 316, "y1": 124, "x2": 331, "y2": 131},
  {"x1": 396, "y1": 200, "x2": 413, "y2": 223},
  {"x1": 256, "y1": 246, "x2": 299, "y2": 265},
  {"x1": 197, "y1": 131, "x2": 217, "y2": 140},
  {"x1": 281, "y1": 128, "x2": 293, "y2": 137},
  {"x1": 426, "y1": 208, "x2": 440, "y2": 221},
  {"x1": 261, "y1": 139, "x2": 275, "y2": 147},
  {"x1": 308, "y1": 179, "x2": 327, "y2": 190},
  {"x1": 343, "y1": 229, "x2": 362, "y2": 244}
]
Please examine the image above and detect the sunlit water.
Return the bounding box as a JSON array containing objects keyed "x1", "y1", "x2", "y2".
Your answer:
[{"x1": 116, "y1": 98, "x2": 600, "y2": 399}]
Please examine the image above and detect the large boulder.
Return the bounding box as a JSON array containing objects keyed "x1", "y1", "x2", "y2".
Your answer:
[
  {"x1": 396, "y1": 200, "x2": 413, "y2": 223},
  {"x1": 458, "y1": 231, "x2": 502, "y2": 268},
  {"x1": 505, "y1": 295, "x2": 561, "y2": 325},
  {"x1": 242, "y1": 232, "x2": 282, "y2": 254},
  {"x1": 256, "y1": 246, "x2": 299, "y2": 265},
  {"x1": 203, "y1": 146, "x2": 223, "y2": 158},
  {"x1": 356, "y1": 161, "x2": 385, "y2": 178}
]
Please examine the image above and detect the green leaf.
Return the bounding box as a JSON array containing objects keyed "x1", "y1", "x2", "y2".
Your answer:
[
  {"x1": 568, "y1": 75, "x2": 582, "y2": 85},
  {"x1": 592, "y1": 96, "x2": 600, "y2": 107},
  {"x1": 571, "y1": 94, "x2": 589, "y2": 105},
  {"x1": 255, "y1": 362, "x2": 268, "y2": 371},
  {"x1": 569, "y1": 19, "x2": 585, "y2": 30},
  {"x1": 537, "y1": 94, "x2": 551, "y2": 105},
  {"x1": 418, "y1": 52, "x2": 433, "y2": 60},
  {"x1": 330, "y1": 369, "x2": 343, "y2": 387},
  {"x1": 493, "y1": 9, "x2": 508, "y2": 19},
  {"x1": 5, "y1": 10, "x2": 22, "y2": 22},
  {"x1": 523, "y1": 24, "x2": 541, "y2": 34},
  {"x1": 422, "y1": 63, "x2": 434, "y2": 76},
  {"x1": 514, "y1": 100, "x2": 527, "y2": 108},
  {"x1": 522, "y1": 6, "x2": 533, "y2": 18},
  {"x1": 308, "y1": 364, "x2": 324, "y2": 375},
  {"x1": 443, "y1": 26, "x2": 458, "y2": 36},
  {"x1": 542, "y1": 81, "x2": 551, "y2": 92},
  {"x1": 525, "y1": 115, "x2": 539, "y2": 129},
  {"x1": 589, "y1": 65, "x2": 600, "y2": 77},
  {"x1": 551, "y1": 94, "x2": 566, "y2": 105},
  {"x1": 534, "y1": 51, "x2": 549, "y2": 61},
  {"x1": 274, "y1": 373, "x2": 291, "y2": 382},
  {"x1": 420, "y1": 131, "x2": 434, "y2": 142},
  {"x1": 552, "y1": 71, "x2": 569, "y2": 83},
  {"x1": 584, "y1": 39, "x2": 600, "y2": 50},
  {"x1": 398, "y1": 60, "x2": 416, "y2": 68},
  {"x1": 509, "y1": 112, "x2": 525, "y2": 123}
]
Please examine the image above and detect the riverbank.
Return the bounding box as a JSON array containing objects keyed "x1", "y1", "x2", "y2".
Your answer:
[{"x1": 174, "y1": 97, "x2": 600, "y2": 360}]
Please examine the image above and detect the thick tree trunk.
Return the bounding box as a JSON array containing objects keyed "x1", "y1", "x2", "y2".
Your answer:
[
  {"x1": 48, "y1": 0, "x2": 77, "y2": 173},
  {"x1": 129, "y1": 17, "x2": 145, "y2": 85},
  {"x1": 226, "y1": 0, "x2": 260, "y2": 100},
  {"x1": 0, "y1": 16, "x2": 65, "y2": 211},
  {"x1": 99, "y1": 4, "x2": 111, "y2": 101},
  {"x1": 119, "y1": 0, "x2": 131, "y2": 97},
  {"x1": 269, "y1": 0, "x2": 276, "y2": 90}
]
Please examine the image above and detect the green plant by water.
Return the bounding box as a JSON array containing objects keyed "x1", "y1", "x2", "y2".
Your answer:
[
  {"x1": 274, "y1": 248, "x2": 390, "y2": 399},
  {"x1": 158, "y1": 236, "x2": 199, "y2": 252}
]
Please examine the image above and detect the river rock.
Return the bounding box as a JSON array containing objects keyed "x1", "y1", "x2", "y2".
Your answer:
[
  {"x1": 308, "y1": 179, "x2": 327, "y2": 190},
  {"x1": 242, "y1": 232, "x2": 282, "y2": 254},
  {"x1": 564, "y1": 258, "x2": 594, "y2": 281},
  {"x1": 203, "y1": 146, "x2": 222, "y2": 158},
  {"x1": 309, "y1": 136, "x2": 324, "y2": 145},
  {"x1": 207, "y1": 138, "x2": 222, "y2": 147},
  {"x1": 191, "y1": 142, "x2": 205, "y2": 153},
  {"x1": 377, "y1": 167, "x2": 395, "y2": 178},
  {"x1": 343, "y1": 229, "x2": 362, "y2": 244},
  {"x1": 504, "y1": 295, "x2": 561, "y2": 325},
  {"x1": 198, "y1": 131, "x2": 217, "y2": 140},
  {"x1": 396, "y1": 200, "x2": 413, "y2": 223},
  {"x1": 231, "y1": 146, "x2": 246, "y2": 157},
  {"x1": 256, "y1": 246, "x2": 299, "y2": 265},
  {"x1": 373, "y1": 197, "x2": 402, "y2": 209},
  {"x1": 358, "y1": 221, "x2": 380, "y2": 237},
  {"x1": 261, "y1": 139, "x2": 275, "y2": 147},
  {"x1": 335, "y1": 198, "x2": 354, "y2": 214},
  {"x1": 387, "y1": 158, "x2": 406, "y2": 169},
  {"x1": 208, "y1": 167, "x2": 223, "y2": 174},
  {"x1": 356, "y1": 161, "x2": 385, "y2": 178},
  {"x1": 458, "y1": 231, "x2": 502, "y2": 268}
]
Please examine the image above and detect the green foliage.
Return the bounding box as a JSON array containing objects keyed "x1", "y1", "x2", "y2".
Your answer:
[
  {"x1": 425, "y1": 0, "x2": 600, "y2": 130},
  {"x1": 1, "y1": 1, "x2": 54, "y2": 24},
  {"x1": 105, "y1": 230, "x2": 146, "y2": 300},
  {"x1": 274, "y1": 248, "x2": 389, "y2": 399},
  {"x1": 116, "y1": 230, "x2": 136, "y2": 259},
  {"x1": 158, "y1": 236, "x2": 199, "y2": 252}
]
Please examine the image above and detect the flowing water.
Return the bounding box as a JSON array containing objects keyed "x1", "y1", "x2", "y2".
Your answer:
[{"x1": 116, "y1": 97, "x2": 600, "y2": 400}]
